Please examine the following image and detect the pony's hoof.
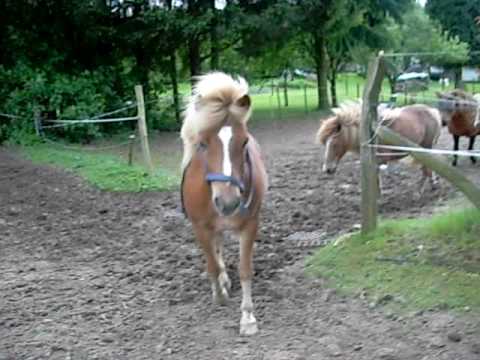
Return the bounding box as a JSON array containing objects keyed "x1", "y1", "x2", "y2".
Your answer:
[
  {"x1": 213, "y1": 287, "x2": 229, "y2": 306},
  {"x1": 240, "y1": 319, "x2": 258, "y2": 336},
  {"x1": 219, "y1": 271, "x2": 231, "y2": 291},
  {"x1": 471, "y1": 158, "x2": 477, "y2": 164}
]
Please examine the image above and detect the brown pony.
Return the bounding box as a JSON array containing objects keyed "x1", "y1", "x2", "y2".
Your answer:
[
  {"x1": 316, "y1": 102, "x2": 442, "y2": 192},
  {"x1": 436, "y1": 89, "x2": 480, "y2": 166},
  {"x1": 180, "y1": 72, "x2": 268, "y2": 336}
]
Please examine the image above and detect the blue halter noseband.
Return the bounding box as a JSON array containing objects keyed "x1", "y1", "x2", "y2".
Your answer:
[{"x1": 205, "y1": 173, "x2": 246, "y2": 193}]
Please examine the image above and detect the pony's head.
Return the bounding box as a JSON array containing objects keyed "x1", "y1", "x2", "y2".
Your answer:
[
  {"x1": 316, "y1": 102, "x2": 361, "y2": 174},
  {"x1": 474, "y1": 94, "x2": 480, "y2": 130},
  {"x1": 181, "y1": 72, "x2": 253, "y2": 217},
  {"x1": 197, "y1": 122, "x2": 251, "y2": 216}
]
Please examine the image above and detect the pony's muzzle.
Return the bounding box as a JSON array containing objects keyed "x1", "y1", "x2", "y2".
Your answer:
[
  {"x1": 323, "y1": 163, "x2": 337, "y2": 175},
  {"x1": 214, "y1": 195, "x2": 241, "y2": 216}
]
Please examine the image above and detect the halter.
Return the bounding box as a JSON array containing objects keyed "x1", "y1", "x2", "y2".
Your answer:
[{"x1": 180, "y1": 141, "x2": 255, "y2": 217}]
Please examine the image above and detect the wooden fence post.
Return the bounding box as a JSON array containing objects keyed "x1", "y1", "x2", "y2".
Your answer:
[
  {"x1": 304, "y1": 85, "x2": 308, "y2": 114},
  {"x1": 360, "y1": 52, "x2": 386, "y2": 234},
  {"x1": 377, "y1": 127, "x2": 480, "y2": 209},
  {"x1": 34, "y1": 109, "x2": 42, "y2": 137},
  {"x1": 128, "y1": 133, "x2": 136, "y2": 166},
  {"x1": 135, "y1": 85, "x2": 154, "y2": 174}
]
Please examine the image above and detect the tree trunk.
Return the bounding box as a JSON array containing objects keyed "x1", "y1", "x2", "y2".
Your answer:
[
  {"x1": 210, "y1": 0, "x2": 219, "y2": 70},
  {"x1": 168, "y1": 52, "x2": 181, "y2": 126},
  {"x1": 454, "y1": 67, "x2": 462, "y2": 89},
  {"x1": 188, "y1": 37, "x2": 202, "y2": 88},
  {"x1": 283, "y1": 70, "x2": 289, "y2": 107},
  {"x1": 314, "y1": 35, "x2": 330, "y2": 109},
  {"x1": 330, "y1": 66, "x2": 338, "y2": 107}
]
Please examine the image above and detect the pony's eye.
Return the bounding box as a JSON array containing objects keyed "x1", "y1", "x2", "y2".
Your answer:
[
  {"x1": 198, "y1": 142, "x2": 208, "y2": 150},
  {"x1": 242, "y1": 138, "x2": 249, "y2": 148},
  {"x1": 336, "y1": 124, "x2": 342, "y2": 132}
]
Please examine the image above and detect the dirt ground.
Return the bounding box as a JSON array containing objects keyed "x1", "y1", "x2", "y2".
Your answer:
[{"x1": 1, "y1": 118, "x2": 479, "y2": 360}]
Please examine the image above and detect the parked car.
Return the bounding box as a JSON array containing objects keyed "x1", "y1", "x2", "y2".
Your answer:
[{"x1": 394, "y1": 72, "x2": 429, "y2": 93}]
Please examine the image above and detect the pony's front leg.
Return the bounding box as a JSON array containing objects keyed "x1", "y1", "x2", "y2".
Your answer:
[
  {"x1": 215, "y1": 233, "x2": 231, "y2": 295},
  {"x1": 192, "y1": 224, "x2": 228, "y2": 305},
  {"x1": 238, "y1": 220, "x2": 258, "y2": 336},
  {"x1": 452, "y1": 135, "x2": 460, "y2": 166}
]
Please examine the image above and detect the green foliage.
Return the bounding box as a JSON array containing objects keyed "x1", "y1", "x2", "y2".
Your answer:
[
  {"x1": 21, "y1": 144, "x2": 179, "y2": 192},
  {"x1": 386, "y1": 5, "x2": 470, "y2": 67},
  {"x1": 0, "y1": 63, "x2": 131, "y2": 144},
  {"x1": 307, "y1": 207, "x2": 480, "y2": 312},
  {"x1": 426, "y1": 0, "x2": 480, "y2": 63}
]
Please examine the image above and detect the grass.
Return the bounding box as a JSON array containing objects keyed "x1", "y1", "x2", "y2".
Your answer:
[
  {"x1": 21, "y1": 143, "x2": 179, "y2": 192},
  {"x1": 306, "y1": 207, "x2": 480, "y2": 313}
]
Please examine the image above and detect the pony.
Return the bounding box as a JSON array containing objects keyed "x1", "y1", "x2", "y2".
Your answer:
[
  {"x1": 436, "y1": 89, "x2": 480, "y2": 166},
  {"x1": 180, "y1": 72, "x2": 268, "y2": 336},
  {"x1": 316, "y1": 101, "x2": 442, "y2": 192}
]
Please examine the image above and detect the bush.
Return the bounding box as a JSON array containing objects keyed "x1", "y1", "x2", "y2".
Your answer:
[{"x1": 0, "y1": 63, "x2": 134, "y2": 144}]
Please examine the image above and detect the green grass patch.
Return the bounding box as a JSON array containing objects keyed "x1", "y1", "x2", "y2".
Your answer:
[
  {"x1": 21, "y1": 144, "x2": 179, "y2": 192},
  {"x1": 307, "y1": 207, "x2": 480, "y2": 312}
]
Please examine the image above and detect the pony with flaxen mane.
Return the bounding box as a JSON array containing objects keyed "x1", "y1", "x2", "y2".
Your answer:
[
  {"x1": 181, "y1": 72, "x2": 268, "y2": 336},
  {"x1": 316, "y1": 101, "x2": 442, "y2": 192},
  {"x1": 436, "y1": 89, "x2": 480, "y2": 166}
]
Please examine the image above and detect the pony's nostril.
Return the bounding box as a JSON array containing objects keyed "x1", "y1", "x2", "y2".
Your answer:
[
  {"x1": 214, "y1": 196, "x2": 223, "y2": 210},
  {"x1": 223, "y1": 198, "x2": 241, "y2": 215}
]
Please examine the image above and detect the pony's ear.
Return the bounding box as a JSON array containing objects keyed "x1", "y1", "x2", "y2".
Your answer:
[{"x1": 235, "y1": 94, "x2": 251, "y2": 108}]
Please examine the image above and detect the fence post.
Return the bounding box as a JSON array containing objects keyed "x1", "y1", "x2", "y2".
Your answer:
[
  {"x1": 34, "y1": 109, "x2": 42, "y2": 137},
  {"x1": 134, "y1": 85, "x2": 154, "y2": 174},
  {"x1": 304, "y1": 85, "x2": 308, "y2": 114},
  {"x1": 128, "y1": 134, "x2": 136, "y2": 166},
  {"x1": 360, "y1": 51, "x2": 385, "y2": 234}
]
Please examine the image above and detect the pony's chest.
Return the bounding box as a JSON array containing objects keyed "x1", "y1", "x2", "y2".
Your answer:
[{"x1": 215, "y1": 216, "x2": 245, "y2": 231}]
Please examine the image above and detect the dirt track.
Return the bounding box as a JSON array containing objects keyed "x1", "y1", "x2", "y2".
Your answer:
[{"x1": 1, "y1": 119, "x2": 479, "y2": 359}]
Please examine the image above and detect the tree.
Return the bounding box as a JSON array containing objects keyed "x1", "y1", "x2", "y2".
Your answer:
[
  {"x1": 385, "y1": 4, "x2": 469, "y2": 91},
  {"x1": 426, "y1": 0, "x2": 480, "y2": 64}
]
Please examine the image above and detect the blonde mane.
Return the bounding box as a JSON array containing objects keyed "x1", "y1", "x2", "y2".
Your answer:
[
  {"x1": 180, "y1": 72, "x2": 251, "y2": 169},
  {"x1": 315, "y1": 101, "x2": 361, "y2": 145}
]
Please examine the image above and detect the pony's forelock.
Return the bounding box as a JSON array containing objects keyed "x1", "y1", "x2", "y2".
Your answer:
[
  {"x1": 316, "y1": 101, "x2": 362, "y2": 144},
  {"x1": 180, "y1": 72, "x2": 251, "y2": 170}
]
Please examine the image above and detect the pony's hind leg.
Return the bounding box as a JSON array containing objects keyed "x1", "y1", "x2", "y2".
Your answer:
[
  {"x1": 469, "y1": 136, "x2": 477, "y2": 164},
  {"x1": 192, "y1": 225, "x2": 228, "y2": 305},
  {"x1": 238, "y1": 220, "x2": 259, "y2": 336}
]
